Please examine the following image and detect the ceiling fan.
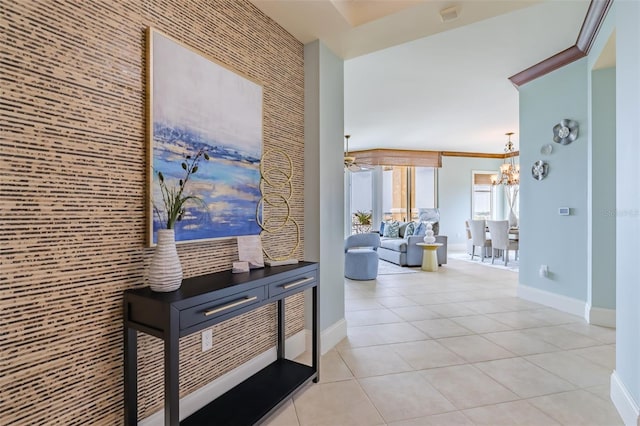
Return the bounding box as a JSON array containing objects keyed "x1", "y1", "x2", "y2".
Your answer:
[{"x1": 344, "y1": 134, "x2": 365, "y2": 172}]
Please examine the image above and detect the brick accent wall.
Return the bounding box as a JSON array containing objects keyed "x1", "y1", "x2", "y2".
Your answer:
[{"x1": 1, "y1": 0, "x2": 305, "y2": 423}]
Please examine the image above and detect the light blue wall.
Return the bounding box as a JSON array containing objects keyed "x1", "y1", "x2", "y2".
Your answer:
[
  {"x1": 438, "y1": 156, "x2": 504, "y2": 247},
  {"x1": 304, "y1": 41, "x2": 345, "y2": 332},
  {"x1": 519, "y1": 59, "x2": 589, "y2": 300},
  {"x1": 589, "y1": 67, "x2": 616, "y2": 310},
  {"x1": 615, "y1": 0, "x2": 640, "y2": 411}
]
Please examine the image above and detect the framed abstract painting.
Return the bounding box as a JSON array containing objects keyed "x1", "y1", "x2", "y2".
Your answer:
[{"x1": 146, "y1": 28, "x2": 263, "y2": 246}]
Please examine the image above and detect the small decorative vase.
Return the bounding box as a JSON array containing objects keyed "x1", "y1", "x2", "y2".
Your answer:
[
  {"x1": 508, "y1": 208, "x2": 518, "y2": 228},
  {"x1": 149, "y1": 229, "x2": 183, "y2": 292},
  {"x1": 423, "y1": 222, "x2": 436, "y2": 244}
]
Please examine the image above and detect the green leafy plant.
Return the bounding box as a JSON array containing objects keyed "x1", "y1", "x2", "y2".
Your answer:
[
  {"x1": 354, "y1": 210, "x2": 372, "y2": 225},
  {"x1": 153, "y1": 148, "x2": 210, "y2": 229}
]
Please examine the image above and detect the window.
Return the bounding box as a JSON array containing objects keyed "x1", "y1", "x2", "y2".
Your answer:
[
  {"x1": 472, "y1": 171, "x2": 494, "y2": 220},
  {"x1": 349, "y1": 169, "x2": 373, "y2": 234},
  {"x1": 382, "y1": 166, "x2": 436, "y2": 222}
]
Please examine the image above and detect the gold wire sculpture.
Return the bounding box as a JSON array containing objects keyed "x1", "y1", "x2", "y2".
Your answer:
[{"x1": 257, "y1": 149, "x2": 300, "y2": 260}]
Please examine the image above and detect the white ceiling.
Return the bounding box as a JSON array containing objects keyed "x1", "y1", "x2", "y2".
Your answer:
[{"x1": 250, "y1": 0, "x2": 591, "y2": 153}]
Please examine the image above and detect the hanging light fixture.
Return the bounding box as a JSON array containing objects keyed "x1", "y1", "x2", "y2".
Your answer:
[{"x1": 491, "y1": 132, "x2": 520, "y2": 186}]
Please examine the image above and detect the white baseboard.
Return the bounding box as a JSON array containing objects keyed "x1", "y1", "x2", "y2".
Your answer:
[
  {"x1": 585, "y1": 304, "x2": 616, "y2": 328},
  {"x1": 611, "y1": 370, "x2": 640, "y2": 426},
  {"x1": 139, "y1": 330, "x2": 307, "y2": 426},
  {"x1": 517, "y1": 284, "x2": 586, "y2": 317},
  {"x1": 320, "y1": 318, "x2": 347, "y2": 354}
]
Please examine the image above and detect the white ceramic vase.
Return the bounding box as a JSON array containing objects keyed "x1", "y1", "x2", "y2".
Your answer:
[
  {"x1": 508, "y1": 208, "x2": 518, "y2": 228},
  {"x1": 149, "y1": 229, "x2": 183, "y2": 292}
]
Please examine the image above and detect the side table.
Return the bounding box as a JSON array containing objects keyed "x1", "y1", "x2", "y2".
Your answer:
[{"x1": 416, "y1": 243, "x2": 443, "y2": 272}]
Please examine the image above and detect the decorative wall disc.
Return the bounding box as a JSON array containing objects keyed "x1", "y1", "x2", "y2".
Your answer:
[
  {"x1": 553, "y1": 119, "x2": 579, "y2": 145},
  {"x1": 531, "y1": 160, "x2": 549, "y2": 180},
  {"x1": 540, "y1": 144, "x2": 553, "y2": 155}
]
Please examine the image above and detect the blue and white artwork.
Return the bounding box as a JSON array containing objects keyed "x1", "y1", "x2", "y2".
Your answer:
[{"x1": 148, "y1": 29, "x2": 262, "y2": 245}]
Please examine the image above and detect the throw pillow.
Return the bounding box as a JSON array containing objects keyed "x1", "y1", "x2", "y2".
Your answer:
[
  {"x1": 379, "y1": 221, "x2": 385, "y2": 235},
  {"x1": 431, "y1": 221, "x2": 440, "y2": 235},
  {"x1": 398, "y1": 222, "x2": 409, "y2": 238},
  {"x1": 413, "y1": 222, "x2": 425, "y2": 236},
  {"x1": 404, "y1": 222, "x2": 416, "y2": 238},
  {"x1": 383, "y1": 220, "x2": 400, "y2": 238}
]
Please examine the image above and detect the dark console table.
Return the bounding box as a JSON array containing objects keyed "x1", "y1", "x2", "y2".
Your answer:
[{"x1": 123, "y1": 262, "x2": 319, "y2": 425}]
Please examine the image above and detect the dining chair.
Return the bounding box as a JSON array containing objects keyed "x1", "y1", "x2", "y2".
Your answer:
[
  {"x1": 468, "y1": 219, "x2": 491, "y2": 262},
  {"x1": 487, "y1": 220, "x2": 519, "y2": 266}
]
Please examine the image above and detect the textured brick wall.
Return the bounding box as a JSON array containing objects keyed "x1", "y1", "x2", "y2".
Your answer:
[{"x1": 0, "y1": 0, "x2": 305, "y2": 423}]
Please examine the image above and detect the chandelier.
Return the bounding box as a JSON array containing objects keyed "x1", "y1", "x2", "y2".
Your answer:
[{"x1": 491, "y1": 132, "x2": 520, "y2": 186}]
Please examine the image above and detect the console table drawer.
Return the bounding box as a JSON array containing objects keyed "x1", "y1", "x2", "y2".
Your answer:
[
  {"x1": 180, "y1": 287, "x2": 265, "y2": 330},
  {"x1": 268, "y1": 270, "x2": 318, "y2": 298}
]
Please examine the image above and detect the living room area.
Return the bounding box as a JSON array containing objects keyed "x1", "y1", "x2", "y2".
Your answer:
[{"x1": 346, "y1": 151, "x2": 518, "y2": 273}]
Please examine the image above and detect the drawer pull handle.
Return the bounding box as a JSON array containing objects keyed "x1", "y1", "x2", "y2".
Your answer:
[
  {"x1": 204, "y1": 296, "x2": 258, "y2": 316},
  {"x1": 282, "y1": 277, "x2": 314, "y2": 290}
]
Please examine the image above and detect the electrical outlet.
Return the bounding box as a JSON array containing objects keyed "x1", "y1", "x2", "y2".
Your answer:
[
  {"x1": 539, "y1": 265, "x2": 549, "y2": 278},
  {"x1": 201, "y1": 329, "x2": 213, "y2": 351}
]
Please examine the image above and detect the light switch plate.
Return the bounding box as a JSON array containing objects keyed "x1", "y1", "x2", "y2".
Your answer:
[{"x1": 558, "y1": 207, "x2": 570, "y2": 216}]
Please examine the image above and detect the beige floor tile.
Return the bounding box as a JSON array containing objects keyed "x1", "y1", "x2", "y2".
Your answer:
[
  {"x1": 411, "y1": 318, "x2": 474, "y2": 339},
  {"x1": 475, "y1": 357, "x2": 575, "y2": 398},
  {"x1": 345, "y1": 308, "x2": 404, "y2": 327},
  {"x1": 293, "y1": 380, "x2": 384, "y2": 426},
  {"x1": 528, "y1": 389, "x2": 623, "y2": 425},
  {"x1": 339, "y1": 345, "x2": 413, "y2": 378},
  {"x1": 485, "y1": 310, "x2": 554, "y2": 329},
  {"x1": 359, "y1": 371, "x2": 456, "y2": 422},
  {"x1": 437, "y1": 335, "x2": 515, "y2": 362},
  {"x1": 345, "y1": 287, "x2": 400, "y2": 300},
  {"x1": 482, "y1": 330, "x2": 562, "y2": 356},
  {"x1": 345, "y1": 298, "x2": 385, "y2": 312},
  {"x1": 528, "y1": 307, "x2": 584, "y2": 325},
  {"x1": 568, "y1": 344, "x2": 616, "y2": 369},
  {"x1": 422, "y1": 364, "x2": 518, "y2": 409},
  {"x1": 376, "y1": 295, "x2": 420, "y2": 308},
  {"x1": 462, "y1": 400, "x2": 561, "y2": 425},
  {"x1": 458, "y1": 298, "x2": 524, "y2": 314},
  {"x1": 336, "y1": 323, "x2": 427, "y2": 349},
  {"x1": 427, "y1": 303, "x2": 479, "y2": 318},
  {"x1": 387, "y1": 411, "x2": 474, "y2": 426},
  {"x1": 318, "y1": 349, "x2": 353, "y2": 383},
  {"x1": 451, "y1": 315, "x2": 513, "y2": 333},
  {"x1": 525, "y1": 325, "x2": 602, "y2": 349},
  {"x1": 561, "y1": 322, "x2": 617, "y2": 344},
  {"x1": 389, "y1": 340, "x2": 466, "y2": 370},
  {"x1": 262, "y1": 399, "x2": 299, "y2": 426},
  {"x1": 525, "y1": 351, "x2": 611, "y2": 388},
  {"x1": 409, "y1": 292, "x2": 462, "y2": 305},
  {"x1": 390, "y1": 305, "x2": 441, "y2": 321},
  {"x1": 584, "y1": 383, "x2": 611, "y2": 401}
]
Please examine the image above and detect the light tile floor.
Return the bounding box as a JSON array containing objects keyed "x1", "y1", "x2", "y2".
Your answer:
[{"x1": 264, "y1": 256, "x2": 621, "y2": 426}]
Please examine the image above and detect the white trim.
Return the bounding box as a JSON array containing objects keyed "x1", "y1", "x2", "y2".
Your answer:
[
  {"x1": 517, "y1": 284, "x2": 586, "y2": 317},
  {"x1": 611, "y1": 370, "x2": 640, "y2": 426},
  {"x1": 139, "y1": 330, "x2": 307, "y2": 426},
  {"x1": 585, "y1": 303, "x2": 616, "y2": 328},
  {"x1": 321, "y1": 318, "x2": 347, "y2": 354}
]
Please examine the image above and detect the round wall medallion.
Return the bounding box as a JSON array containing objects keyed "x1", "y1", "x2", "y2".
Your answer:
[
  {"x1": 553, "y1": 119, "x2": 579, "y2": 145},
  {"x1": 531, "y1": 160, "x2": 548, "y2": 180},
  {"x1": 540, "y1": 144, "x2": 553, "y2": 155}
]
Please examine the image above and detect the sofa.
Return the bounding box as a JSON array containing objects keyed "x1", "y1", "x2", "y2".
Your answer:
[{"x1": 378, "y1": 221, "x2": 448, "y2": 267}]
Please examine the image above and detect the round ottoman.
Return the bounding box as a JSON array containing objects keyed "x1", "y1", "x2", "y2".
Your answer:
[{"x1": 344, "y1": 248, "x2": 379, "y2": 280}]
